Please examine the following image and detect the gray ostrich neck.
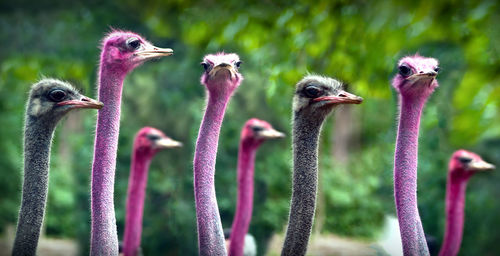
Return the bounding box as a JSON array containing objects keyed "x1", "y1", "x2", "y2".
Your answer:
[
  {"x1": 13, "y1": 116, "x2": 58, "y2": 256},
  {"x1": 282, "y1": 111, "x2": 325, "y2": 256}
]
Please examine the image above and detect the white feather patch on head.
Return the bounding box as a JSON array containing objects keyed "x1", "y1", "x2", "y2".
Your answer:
[{"x1": 30, "y1": 98, "x2": 41, "y2": 116}]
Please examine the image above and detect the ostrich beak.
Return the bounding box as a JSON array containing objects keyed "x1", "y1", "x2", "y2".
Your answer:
[
  {"x1": 313, "y1": 90, "x2": 363, "y2": 105},
  {"x1": 420, "y1": 71, "x2": 438, "y2": 77},
  {"x1": 469, "y1": 159, "x2": 495, "y2": 171},
  {"x1": 154, "y1": 137, "x2": 182, "y2": 149},
  {"x1": 135, "y1": 43, "x2": 173, "y2": 60},
  {"x1": 259, "y1": 128, "x2": 285, "y2": 139},
  {"x1": 57, "y1": 96, "x2": 104, "y2": 109},
  {"x1": 410, "y1": 71, "x2": 438, "y2": 82},
  {"x1": 208, "y1": 63, "x2": 237, "y2": 81}
]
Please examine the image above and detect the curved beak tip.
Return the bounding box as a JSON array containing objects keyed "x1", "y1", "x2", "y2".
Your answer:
[
  {"x1": 275, "y1": 132, "x2": 286, "y2": 138},
  {"x1": 484, "y1": 163, "x2": 495, "y2": 171},
  {"x1": 92, "y1": 101, "x2": 104, "y2": 109},
  {"x1": 83, "y1": 98, "x2": 104, "y2": 109},
  {"x1": 208, "y1": 65, "x2": 236, "y2": 80},
  {"x1": 161, "y1": 48, "x2": 174, "y2": 56},
  {"x1": 353, "y1": 96, "x2": 363, "y2": 104}
]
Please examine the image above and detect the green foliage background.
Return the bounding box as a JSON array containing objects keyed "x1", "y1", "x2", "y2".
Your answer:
[{"x1": 0, "y1": 0, "x2": 499, "y2": 255}]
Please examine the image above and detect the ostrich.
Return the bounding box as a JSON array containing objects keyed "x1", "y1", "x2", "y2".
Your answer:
[
  {"x1": 122, "y1": 127, "x2": 182, "y2": 256},
  {"x1": 282, "y1": 75, "x2": 363, "y2": 256},
  {"x1": 228, "y1": 118, "x2": 285, "y2": 256},
  {"x1": 392, "y1": 54, "x2": 440, "y2": 255},
  {"x1": 438, "y1": 150, "x2": 495, "y2": 256},
  {"x1": 12, "y1": 79, "x2": 103, "y2": 255},
  {"x1": 193, "y1": 52, "x2": 243, "y2": 255},
  {"x1": 91, "y1": 30, "x2": 173, "y2": 255}
]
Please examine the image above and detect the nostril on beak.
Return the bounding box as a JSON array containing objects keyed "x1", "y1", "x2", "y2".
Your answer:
[
  {"x1": 218, "y1": 63, "x2": 230, "y2": 67},
  {"x1": 419, "y1": 71, "x2": 424, "y2": 74},
  {"x1": 338, "y1": 94, "x2": 346, "y2": 97},
  {"x1": 81, "y1": 97, "x2": 90, "y2": 102}
]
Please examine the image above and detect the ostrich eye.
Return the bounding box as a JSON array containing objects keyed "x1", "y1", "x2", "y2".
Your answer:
[
  {"x1": 458, "y1": 157, "x2": 472, "y2": 164},
  {"x1": 252, "y1": 126, "x2": 264, "y2": 132},
  {"x1": 126, "y1": 38, "x2": 141, "y2": 50},
  {"x1": 146, "y1": 134, "x2": 161, "y2": 141},
  {"x1": 235, "y1": 61, "x2": 242, "y2": 68},
  {"x1": 304, "y1": 85, "x2": 322, "y2": 98},
  {"x1": 201, "y1": 62, "x2": 210, "y2": 71},
  {"x1": 434, "y1": 66, "x2": 440, "y2": 72},
  {"x1": 398, "y1": 64, "x2": 412, "y2": 76},
  {"x1": 48, "y1": 89, "x2": 67, "y2": 102}
]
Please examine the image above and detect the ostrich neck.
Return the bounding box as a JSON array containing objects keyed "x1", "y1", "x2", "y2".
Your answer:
[
  {"x1": 91, "y1": 65, "x2": 126, "y2": 255},
  {"x1": 438, "y1": 174, "x2": 469, "y2": 256},
  {"x1": 13, "y1": 118, "x2": 56, "y2": 255},
  {"x1": 229, "y1": 139, "x2": 259, "y2": 256},
  {"x1": 282, "y1": 112, "x2": 324, "y2": 256},
  {"x1": 193, "y1": 93, "x2": 231, "y2": 256},
  {"x1": 123, "y1": 149, "x2": 154, "y2": 256},
  {"x1": 394, "y1": 96, "x2": 430, "y2": 256}
]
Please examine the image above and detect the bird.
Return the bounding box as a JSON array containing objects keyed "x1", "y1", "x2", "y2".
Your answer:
[
  {"x1": 193, "y1": 52, "x2": 243, "y2": 255},
  {"x1": 12, "y1": 79, "x2": 103, "y2": 256},
  {"x1": 376, "y1": 151, "x2": 496, "y2": 256},
  {"x1": 90, "y1": 30, "x2": 173, "y2": 255},
  {"x1": 438, "y1": 150, "x2": 495, "y2": 256},
  {"x1": 282, "y1": 75, "x2": 363, "y2": 256},
  {"x1": 122, "y1": 127, "x2": 182, "y2": 256},
  {"x1": 392, "y1": 54, "x2": 440, "y2": 256},
  {"x1": 228, "y1": 118, "x2": 285, "y2": 256}
]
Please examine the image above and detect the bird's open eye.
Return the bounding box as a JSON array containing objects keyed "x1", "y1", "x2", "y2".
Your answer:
[
  {"x1": 434, "y1": 66, "x2": 440, "y2": 72},
  {"x1": 252, "y1": 126, "x2": 264, "y2": 133},
  {"x1": 235, "y1": 61, "x2": 242, "y2": 68},
  {"x1": 48, "y1": 89, "x2": 67, "y2": 102},
  {"x1": 146, "y1": 134, "x2": 161, "y2": 141},
  {"x1": 201, "y1": 62, "x2": 210, "y2": 71},
  {"x1": 458, "y1": 157, "x2": 472, "y2": 164},
  {"x1": 398, "y1": 64, "x2": 412, "y2": 77},
  {"x1": 304, "y1": 85, "x2": 322, "y2": 98},
  {"x1": 126, "y1": 37, "x2": 141, "y2": 50}
]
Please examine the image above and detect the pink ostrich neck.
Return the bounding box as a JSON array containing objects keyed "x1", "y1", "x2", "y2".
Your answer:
[
  {"x1": 123, "y1": 147, "x2": 155, "y2": 256},
  {"x1": 394, "y1": 95, "x2": 430, "y2": 256},
  {"x1": 91, "y1": 64, "x2": 127, "y2": 255},
  {"x1": 229, "y1": 139, "x2": 260, "y2": 256},
  {"x1": 439, "y1": 173, "x2": 470, "y2": 256},
  {"x1": 194, "y1": 92, "x2": 232, "y2": 255}
]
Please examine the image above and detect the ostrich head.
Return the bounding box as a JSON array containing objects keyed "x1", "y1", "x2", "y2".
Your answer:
[
  {"x1": 449, "y1": 150, "x2": 495, "y2": 180},
  {"x1": 27, "y1": 79, "x2": 103, "y2": 121},
  {"x1": 134, "y1": 127, "x2": 182, "y2": 156},
  {"x1": 241, "y1": 118, "x2": 285, "y2": 145},
  {"x1": 293, "y1": 75, "x2": 363, "y2": 119},
  {"x1": 101, "y1": 30, "x2": 173, "y2": 74},
  {"x1": 200, "y1": 53, "x2": 243, "y2": 98},
  {"x1": 392, "y1": 54, "x2": 440, "y2": 99}
]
